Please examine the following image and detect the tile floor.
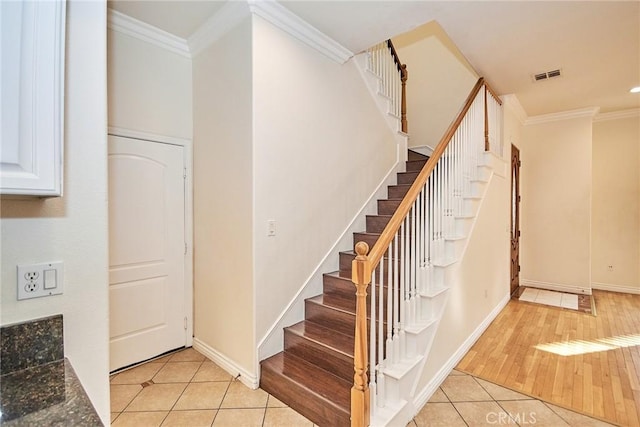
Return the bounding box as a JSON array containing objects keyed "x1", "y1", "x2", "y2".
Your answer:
[
  {"x1": 110, "y1": 348, "x2": 316, "y2": 426},
  {"x1": 111, "y1": 348, "x2": 613, "y2": 426},
  {"x1": 518, "y1": 288, "x2": 579, "y2": 310},
  {"x1": 408, "y1": 369, "x2": 614, "y2": 427}
]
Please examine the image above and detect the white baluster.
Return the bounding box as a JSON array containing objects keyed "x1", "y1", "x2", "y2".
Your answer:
[{"x1": 387, "y1": 235, "x2": 396, "y2": 365}]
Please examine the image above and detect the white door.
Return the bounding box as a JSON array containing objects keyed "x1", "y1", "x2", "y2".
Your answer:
[{"x1": 108, "y1": 135, "x2": 186, "y2": 371}]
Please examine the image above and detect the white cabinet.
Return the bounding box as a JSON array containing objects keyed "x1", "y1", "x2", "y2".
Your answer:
[{"x1": 1, "y1": 0, "x2": 66, "y2": 196}]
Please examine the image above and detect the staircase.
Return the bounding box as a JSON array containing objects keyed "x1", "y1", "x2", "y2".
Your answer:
[{"x1": 260, "y1": 150, "x2": 429, "y2": 426}]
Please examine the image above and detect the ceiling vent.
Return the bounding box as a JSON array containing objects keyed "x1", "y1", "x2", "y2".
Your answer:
[{"x1": 532, "y1": 69, "x2": 562, "y2": 82}]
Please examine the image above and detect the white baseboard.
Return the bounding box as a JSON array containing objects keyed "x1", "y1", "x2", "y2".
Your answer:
[
  {"x1": 521, "y1": 279, "x2": 592, "y2": 296},
  {"x1": 193, "y1": 338, "x2": 259, "y2": 390},
  {"x1": 592, "y1": 282, "x2": 640, "y2": 295},
  {"x1": 412, "y1": 292, "x2": 510, "y2": 415}
]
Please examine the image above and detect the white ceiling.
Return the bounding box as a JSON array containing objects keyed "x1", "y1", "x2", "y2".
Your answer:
[{"x1": 108, "y1": 0, "x2": 640, "y2": 117}]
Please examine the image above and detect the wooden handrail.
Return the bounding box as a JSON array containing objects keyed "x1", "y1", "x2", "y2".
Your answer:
[
  {"x1": 366, "y1": 77, "x2": 486, "y2": 269},
  {"x1": 485, "y1": 82, "x2": 502, "y2": 106},
  {"x1": 386, "y1": 40, "x2": 403, "y2": 72}
]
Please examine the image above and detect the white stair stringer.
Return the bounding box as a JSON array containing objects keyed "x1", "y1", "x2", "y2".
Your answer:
[{"x1": 370, "y1": 154, "x2": 500, "y2": 427}]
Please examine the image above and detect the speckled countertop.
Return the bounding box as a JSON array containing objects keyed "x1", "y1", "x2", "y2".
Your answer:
[
  {"x1": 0, "y1": 358, "x2": 102, "y2": 426},
  {"x1": 0, "y1": 315, "x2": 103, "y2": 426}
]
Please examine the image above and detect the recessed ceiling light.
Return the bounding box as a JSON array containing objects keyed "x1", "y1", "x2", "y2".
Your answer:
[{"x1": 631, "y1": 86, "x2": 640, "y2": 93}]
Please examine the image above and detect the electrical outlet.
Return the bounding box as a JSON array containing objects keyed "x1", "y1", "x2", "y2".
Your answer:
[
  {"x1": 17, "y1": 262, "x2": 64, "y2": 300},
  {"x1": 608, "y1": 265, "x2": 614, "y2": 272},
  {"x1": 267, "y1": 220, "x2": 276, "y2": 237}
]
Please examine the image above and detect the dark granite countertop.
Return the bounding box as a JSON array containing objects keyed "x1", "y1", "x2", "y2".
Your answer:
[{"x1": 0, "y1": 358, "x2": 103, "y2": 426}]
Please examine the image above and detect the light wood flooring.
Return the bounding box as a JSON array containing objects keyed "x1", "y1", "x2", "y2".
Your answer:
[{"x1": 457, "y1": 290, "x2": 640, "y2": 427}]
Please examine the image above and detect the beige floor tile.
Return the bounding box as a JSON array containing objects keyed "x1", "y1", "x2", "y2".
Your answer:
[
  {"x1": 111, "y1": 412, "x2": 121, "y2": 423},
  {"x1": 441, "y1": 375, "x2": 492, "y2": 402},
  {"x1": 160, "y1": 409, "x2": 217, "y2": 426},
  {"x1": 454, "y1": 401, "x2": 514, "y2": 427},
  {"x1": 263, "y1": 407, "x2": 314, "y2": 426},
  {"x1": 475, "y1": 378, "x2": 531, "y2": 401},
  {"x1": 450, "y1": 369, "x2": 467, "y2": 376},
  {"x1": 111, "y1": 363, "x2": 164, "y2": 385},
  {"x1": 152, "y1": 354, "x2": 174, "y2": 364},
  {"x1": 169, "y1": 348, "x2": 206, "y2": 362},
  {"x1": 428, "y1": 388, "x2": 449, "y2": 403},
  {"x1": 173, "y1": 381, "x2": 229, "y2": 410},
  {"x1": 406, "y1": 421, "x2": 417, "y2": 427},
  {"x1": 545, "y1": 403, "x2": 616, "y2": 426},
  {"x1": 153, "y1": 361, "x2": 201, "y2": 383},
  {"x1": 266, "y1": 395, "x2": 288, "y2": 408},
  {"x1": 498, "y1": 400, "x2": 569, "y2": 426},
  {"x1": 192, "y1": 361, "x2": 233, "y2": 382},
  {"x1": 110, "y1": 384, "x2": 143, "y2": 412},
  {"x1": 125, "y1": 383, "x2": 187, "y2": 412},
  {"x1": 220, "y1": 381, "x2": 269, "y2": 408},
  {"x1": 212, "y1": 408, "x2": 265, "y2": 426},
  {"x1": 111, "y1": 411, "x2": 168, "y2": 427},
  {"x1": 413, "y1": 402, "x2": 466, "y2": 427}
]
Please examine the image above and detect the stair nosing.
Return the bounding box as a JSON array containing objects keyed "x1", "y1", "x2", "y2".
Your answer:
[{"x1": 286, "y1": 321, "x2": 353, "y2": 358}]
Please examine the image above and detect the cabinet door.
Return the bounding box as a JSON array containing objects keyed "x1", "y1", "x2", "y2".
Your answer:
[{"x1": 0, "y1": 0, "x2": 65, "y2": 196}]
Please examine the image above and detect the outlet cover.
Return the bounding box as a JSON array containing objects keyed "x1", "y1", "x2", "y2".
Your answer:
[{"x1": 17, "y1": 262, "x2": 64, "y2": 300}]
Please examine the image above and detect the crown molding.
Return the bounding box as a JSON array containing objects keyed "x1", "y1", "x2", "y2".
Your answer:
[
  {"x1": 525, "y1": 106, "x2": 600, "y2": 126},
  {"x1": 188, "y1": 1, "x2": 251, "y2": 57},
  {"x1": 594, "y1": 108, "x2": 640, "y2": 123},
  {"x1": 501, "y1": 94, "x2": 528, "y2": 125},
  {"x1": 248, "y1": 0, "x2": 353, "y2": 64},
  {"x1": 107, "y1": 9, "x2": 190, "y2": 58}
]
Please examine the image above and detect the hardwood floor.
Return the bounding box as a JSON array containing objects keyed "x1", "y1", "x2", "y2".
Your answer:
[{"x1": 457, "y1": 290, "x2": 640, "y2": 427}]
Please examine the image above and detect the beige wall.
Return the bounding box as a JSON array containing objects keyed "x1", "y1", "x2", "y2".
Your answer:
[
  {"x1": 0, "y1": 1, "x2": 110, "y2": 422},
  {"x1": 107, "y1": 29, "x2": 192, "y2": 139},
  {"x1": 192, "y1": 19, "x2": 255, "y2": 374},
  {"x1": 393, "y1": 21, "x2": 478, "y2": 149},
  {"x1": 252, "y1": 15, "x2": 397, "y2": 347},
  {"x1": 592, "y1": 115, "x2": 640, "y2": 292},
  {"x1": 520, "y1": 116, "x2": 593, "y2": 293}
]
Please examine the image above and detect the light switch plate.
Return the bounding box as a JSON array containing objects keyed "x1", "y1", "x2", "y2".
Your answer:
[{"x1": 17, "y1": 262, "x2": 64, "y2": 300}]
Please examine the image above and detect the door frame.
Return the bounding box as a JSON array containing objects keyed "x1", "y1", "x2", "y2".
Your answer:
[
  {"x1": 108, "y1": 126, "x2": 194, "y2": 347},
  {"x1": 510, "y1": 143, "x2": 521, "y2": 296}
]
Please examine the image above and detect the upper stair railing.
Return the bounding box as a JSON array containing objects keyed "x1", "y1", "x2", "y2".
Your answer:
[
  {"x1": 367, "y1": 40, "x2": 408, "y2": 133},
  {"x1": 351, "y1": 77, "x2": 502, "y2": 426}
]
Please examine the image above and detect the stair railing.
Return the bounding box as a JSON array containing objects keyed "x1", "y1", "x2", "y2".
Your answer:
[
  {"x1": 350, "y1": 77, "x2": 502, "y2": 426},
  {"x1": 367, "y1": 40, "x2": 408, "y2": 133}
]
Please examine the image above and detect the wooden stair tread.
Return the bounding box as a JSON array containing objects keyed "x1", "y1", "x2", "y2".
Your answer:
[
  {"x1": 262, "y1": 147, "x2": 434, "y2": 424},
  {"x1": 307, "y1": 294, "x2": 354, "y2": 314},
  {"x1": 287, "y1": 320, "x2": 354, "y2": 358},
  {"x1": 260, "y1": 352, "x2": 350, "y2": 424}
]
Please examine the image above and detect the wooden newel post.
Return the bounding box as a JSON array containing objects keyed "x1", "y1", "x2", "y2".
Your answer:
[
  {"x1": 400, "y1": 64, "x2": 408, "y2": 134},
  {"x1": 351, "y1": 241, "x2": 371, "y2": 427},
  {"x1": 484, "y1": 86, "x2": 490, "y2": 152}
]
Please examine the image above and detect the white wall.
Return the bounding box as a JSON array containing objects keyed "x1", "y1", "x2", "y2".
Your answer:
[
  {"x1": 192, "y1": 19, "x2": 255, "y2": 375},
  {"x1": 592, "y1": 115, "x2": 640, "y2": 292},
  {"x1": 108, "y1": 28, "x2": 192, "y2": 139},
  {"x1": 520, "y1": 116, "x2": 593, "y2": 293},
  {"x1": 0, "y1": 1, "x2": 110, "y2": 423},
  {"x1": 393, "y1": 21, "x2": 478, "y2": 149},
  {"x1": 251, "y1": 15, "x2": 397, "y2": 348}
]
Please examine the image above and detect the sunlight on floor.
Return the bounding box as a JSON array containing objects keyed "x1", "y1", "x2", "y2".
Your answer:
[{"x1": 534, "y1": 333, "x2": 640, "y2": 356}]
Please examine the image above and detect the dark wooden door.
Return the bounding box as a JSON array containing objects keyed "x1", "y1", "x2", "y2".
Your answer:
[{"x1": 510, "y1": 145, "x2": 521, "y2": 295}]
